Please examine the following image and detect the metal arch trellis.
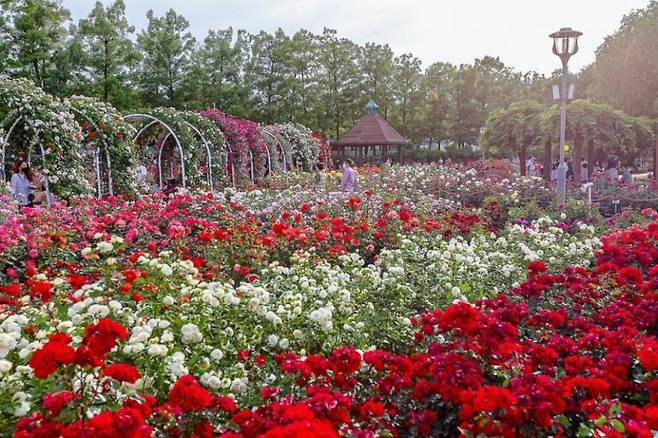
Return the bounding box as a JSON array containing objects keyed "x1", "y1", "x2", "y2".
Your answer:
[
  {"x1": 224, "y1": 142, "x2": 236, "y2": 187},
  {"x1": 180, "y1": 119, "x2": 213, "y2": 189},
  {"x1": 1, "y1": 114, "x2": 53, "y2": 206},
  {"x1": 69, "y1": 107, "x2": 114, "y2": 198},
  {"x1": 123, "y1": 114, "x2": 187, "y2": 188},
  {"x1": 0, "y1": 114, "x2": 22, "y2": 182},
  {"x1": 262, "y1": 129, "x2": 288, "y2": 173}
]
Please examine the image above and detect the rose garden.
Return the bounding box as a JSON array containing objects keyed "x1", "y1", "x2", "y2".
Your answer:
[{"x1": 1, "y1": 1, "x2": 658, "y2": 437}]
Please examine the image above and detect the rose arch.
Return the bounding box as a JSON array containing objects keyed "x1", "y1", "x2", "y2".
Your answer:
[
  {"x1": 66, "y1": 96, "x2": 138, "y2": 197},
  {"x1": 123, "y1": 108, "x2": 217, "y2": 189},
  {"x1": 0, "y1": 77, "x2": 90, "y2": 203}
]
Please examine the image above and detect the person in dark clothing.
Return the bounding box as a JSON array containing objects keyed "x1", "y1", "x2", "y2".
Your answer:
[{"x1": 163, "y1": 178, "x2": 181, "y2": 195}]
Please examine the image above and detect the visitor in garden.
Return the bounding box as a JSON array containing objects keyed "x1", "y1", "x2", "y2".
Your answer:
[
  {"x1": 163, "y1": 177, "x2": 180, "y2": 195},
  {"x1": 605, "y1": 156, "x2": 619, "y2": 186},
  {"x1": 10, "y1": 160, "x2": 35, "y2": 207},
  {"x1": 526, "y1": 155, "x2": 535, "y2": 176},
  {"x1": 566, "y1": 159, "x2": 574, "y2": 181},
  {"x1": 29, "y1": 169, "x2": 50, "y2": 206},
  {"x1": 314, "y1": 163, "x2": 326, "y2": 191},
  {"x1": 623, "y1": 165, "x2": 633, "y2": 185},
  {"x1": 550, "y1": 162, "x2": 558, "y2": 184},
  {"x1": 581, "y1": 159, "x2": 589, "y2": 183},
  {"x1": 134, "y1": 162, "x2": 148, "y2": 185},
  {"x1": 340, "y1": 159, "x2": 358, "y2": 193}
]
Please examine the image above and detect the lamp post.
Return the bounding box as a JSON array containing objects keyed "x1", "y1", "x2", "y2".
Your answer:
[{"x1": 549, "y1": 27, "x2": 582, "y2": 205}]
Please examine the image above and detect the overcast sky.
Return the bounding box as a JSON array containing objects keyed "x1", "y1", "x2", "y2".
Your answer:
[{"x1": 63, "y1": 0, "x2": 650, "y2": 76}]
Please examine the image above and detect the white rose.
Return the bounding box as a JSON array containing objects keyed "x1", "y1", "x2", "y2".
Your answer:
[
  {"x1": 0, "y1": 359, "x2": 13, "y2": 373},
  {"x1": 210, "y1": 349, "x2": 224, "y2": 361},
  {"x1": 160, "y1": 264, "x2": 173, "y2": 277}
]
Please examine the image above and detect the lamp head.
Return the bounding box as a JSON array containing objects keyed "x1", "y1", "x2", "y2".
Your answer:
[{"x1": 549, "y1": 27, "x2": 582, "y2": 58}]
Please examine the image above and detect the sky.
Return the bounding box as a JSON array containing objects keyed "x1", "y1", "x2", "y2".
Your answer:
[{"x1": 62, "y1": 0, "x2": 650, "y2": 76}]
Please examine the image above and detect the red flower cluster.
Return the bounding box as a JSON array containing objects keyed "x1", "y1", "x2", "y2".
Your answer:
[
  {"x1": 101, "y1": 363, "x2": 141, "y2": 384},
  {"x1": 168, "y1": 375, "x2": 212, "y2": 412},
  {"x1": 28, "y1": 333, "x2": 75, "y2": 378}
]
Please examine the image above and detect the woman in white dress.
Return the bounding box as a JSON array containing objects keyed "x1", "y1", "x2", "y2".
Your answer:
[{"x1": 10, "y1": 160, "x2": 35, "y2": 207}]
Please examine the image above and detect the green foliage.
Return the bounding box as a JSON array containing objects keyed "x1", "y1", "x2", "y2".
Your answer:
[
  {"x1": 5, "y1": 0, "x2": 70, "y2": 90},
  {"x1": 0, "y1": 1, "x2": 652, "y2": 157},
  {"x1": 480, "y1": 100, "x2": 545, "y2": 157},
  {"x1": 66, "y1": 95, "x2": 138, "y2": 195},
  {"x1": 77, "y1": 0, "x2": 139, "y2": 108},
  {"x1": 481, "y1": 98, "x2": 655, "y2": 165},
  {"x1": 589, "y1": 1, "x2": 658, "y2": 118},
  {"x1": 137, "y1": 9, "x2": 196, "y2": 107},
  {"x1": 0, "y1": 76, "x2": 91, "y2": 197}
]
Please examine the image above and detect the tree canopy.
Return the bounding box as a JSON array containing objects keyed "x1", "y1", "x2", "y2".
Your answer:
[{"x1": 0, "y1": 0, "x2": 654, "y2": 150}]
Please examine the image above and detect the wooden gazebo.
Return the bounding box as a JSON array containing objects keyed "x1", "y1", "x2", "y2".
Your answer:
[{"x1": 334, "y1": 100, "x2": 406, "y2": 163}]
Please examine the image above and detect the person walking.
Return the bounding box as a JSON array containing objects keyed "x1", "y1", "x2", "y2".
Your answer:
[
  {"x1": 580, "y1": 158, "x2": 589, "y2": 183},
  {"x1": 605, "y1": 155, "x2": 619, "y2": 186},
  {"x1": 622, "y1": 165, "x2": 633, "y2": 185},
  {"x1": 10, "y1": 160, "x2": 35, "y2": 207},
  {"x1": 314, "y1": 163, "x2": 326, "y2": 191},
  {"x1": 340, "y1": 159, "x2": 358, "y2": 193},
  {"x1": 526, "y1": 155, "x2": 536, "y2": 177}
]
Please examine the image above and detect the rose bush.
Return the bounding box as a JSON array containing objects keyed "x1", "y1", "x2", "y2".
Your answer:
[{"x1": 0, "y1": 173, "x2": 656, "y2": 435}]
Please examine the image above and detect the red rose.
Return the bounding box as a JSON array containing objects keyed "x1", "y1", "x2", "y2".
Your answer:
[
  {"x1": 29, "y1": 335, "x2": 75, "y2": 379},
  {"x1": 102, "y1": 363, "x2": 141, "y2": 383},
  {"x1": 169, "y1": 375, "x2": 212, "y2": 412}
]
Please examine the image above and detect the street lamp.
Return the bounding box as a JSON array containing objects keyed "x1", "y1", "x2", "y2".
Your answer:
[{"x1": 549, "y1": 27, "x2": 582, "y2": 205}]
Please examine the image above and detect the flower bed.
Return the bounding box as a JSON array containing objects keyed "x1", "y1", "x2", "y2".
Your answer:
[{"x1": 0, "y1": 181, "x2": 657, "y2": 436}]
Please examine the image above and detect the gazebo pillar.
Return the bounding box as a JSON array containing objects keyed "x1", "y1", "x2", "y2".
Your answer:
[
  {"x1": 383, "y1": 145, "x2": 388, "y2": 161},
  {"x1": 398, "y1": 144, "x2": 403, "y2": 163}
]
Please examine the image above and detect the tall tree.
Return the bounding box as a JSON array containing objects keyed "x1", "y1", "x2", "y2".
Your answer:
[
  {"x1": 0, "y1": 1, "x2": 12, "y2": 74},
  {"x1": 450, "y1": 56, "x2": 525, "y2": 147},
  {"x1": 6, "y1": 0, "x2": 70, "y2": 89},
  {"x1": 360, "y1": 43, "x2": 394, "y2": 118},
  {"x1": 190, "y1": 27, "x2": 248, "y2": 114},
  {"x1": 137, "y1": 8, "x2": 196, "y2": 107},
  {"x1": 480, "y1": 100, "x2": 545, "y2": 175},
  {"x1": 288, "y1": 29, "x2": 319, "y2": 127},
  {"x1": 589, "y1": 0, "x2": 658, "y2": 118},
  {"x1": 78, "y1": 0, "x2": 138, "y2": 107},
  {"x1": 245, "y1": 29, "x2": 294, "y2": 123},
  {"x1": 46, "y1": 22, "x2": 85, "y2": 96},
  {"x1": 316, "y1": 28, "x2": 361, "y2": 140},
  {"x1": 391, "y1": 53, "x2": 422, "y2": 140},
  {"x1": 419, "y1": 62, "x2": 455, "y2": 148}
]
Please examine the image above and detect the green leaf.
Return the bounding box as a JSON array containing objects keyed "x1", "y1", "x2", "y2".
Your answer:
[
  {"x1": 577, "y1": 424, "x2": 593, "y2": 438},
  {"x1": 610, "y1": 419, "x2": 625, "y2": 433},
  {"x1": 594, "y1": 416, "x2": 607, "y2": 427},
  {"x1": 558, "y1": 415, "x2": 572, "y2": 428}
]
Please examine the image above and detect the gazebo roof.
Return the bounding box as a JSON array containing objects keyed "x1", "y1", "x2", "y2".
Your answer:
[{"x1": 335, "y1": 104, "x2": 406, "y2": 146}]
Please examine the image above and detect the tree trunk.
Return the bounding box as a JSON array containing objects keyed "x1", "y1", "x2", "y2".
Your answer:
[
  {"x1": 103, "y1": 39, "x2": 110, "y2": 102},
  {"x1": 587, "y1": 139, "x2": 595, "y2": 180},
  {"x1": 33, "y1": 61, "x2": 43, "y2": 89},
  {"x1": 573, "y1": 134, "x2": 582, "y2": 187},
  {"x1": 543, "y1": 139, "x2": 552, "y2": 183},
  {"x1": 518, "y1": 148, "x2": 527, "y2": 177}
]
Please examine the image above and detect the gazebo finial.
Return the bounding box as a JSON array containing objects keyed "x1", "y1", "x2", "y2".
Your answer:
[{"x1": 365, "y1": 99, "x2": 378, "y2": 114}]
